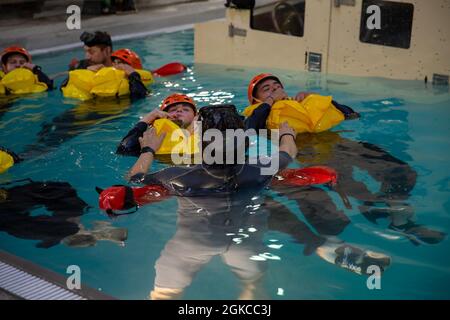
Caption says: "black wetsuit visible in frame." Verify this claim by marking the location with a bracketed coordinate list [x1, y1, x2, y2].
[32, 65, 54, 90]
[126, 137, 341, 256]
[116, 121, 148, 156]
[136, 149, 331, 295]
[130, 151, 293, 197]
[61, 59, 148, 101]
[0, 180, 88, 248]
[152, 186, 326, 292]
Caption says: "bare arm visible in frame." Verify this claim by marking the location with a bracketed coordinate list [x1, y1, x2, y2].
[278, 122, 297, 158]
[128, 152, 154, 180]
[127, 127, 166, 180]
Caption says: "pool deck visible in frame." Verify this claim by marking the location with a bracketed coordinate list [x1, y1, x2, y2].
[0, 0, 225, 55]
[0, 250, 115, 300]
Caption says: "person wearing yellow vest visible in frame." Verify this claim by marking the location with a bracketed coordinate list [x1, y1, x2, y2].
[61, 31, 148, 101]
[70, 31, 114, 71]
[244, 73, 359, 132]
[0, 46, 53, 95]
[109, 48, 152, 98]
[117, 93, 197, 156]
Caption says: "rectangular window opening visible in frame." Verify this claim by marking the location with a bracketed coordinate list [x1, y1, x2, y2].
[251, 0, 305, 37]
[360, 0, 414, 49]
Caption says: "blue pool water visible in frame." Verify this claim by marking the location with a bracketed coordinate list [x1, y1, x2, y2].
[1, 29, 449, 299]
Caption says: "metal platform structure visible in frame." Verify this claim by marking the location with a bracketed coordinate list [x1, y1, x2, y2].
[195, 0, 450, 82]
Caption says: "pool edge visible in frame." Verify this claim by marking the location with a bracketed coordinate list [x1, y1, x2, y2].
[0, 249, 116, 300]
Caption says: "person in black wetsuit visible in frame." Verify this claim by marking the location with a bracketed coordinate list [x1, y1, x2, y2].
[294, 131, 446, 246]
[116, 90, 285, 158]
[0, 179, 127, 248]
[245, 73, 445, 248]
[124, 104, 293, 299]
[244, 73, 359, 132]
[113, 105, 387, 298]
[126, 104, 297, 189]
[117, 93, 197, 157]
[1, 46, 54, 92]
[61, 31, 148, 101]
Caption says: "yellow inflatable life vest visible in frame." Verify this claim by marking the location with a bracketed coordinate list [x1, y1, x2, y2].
[62, 67, 153, 101]
[61, 69, 95, 101]
[152, 119, 199, 155]
[0, 68, 47, 95]
[136, 69, 153, 86]
[0, 150, 14, 174]
[243, 95, 345, 133]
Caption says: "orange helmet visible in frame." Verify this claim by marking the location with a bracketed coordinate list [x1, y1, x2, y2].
[1, 46, 32, 65]
[111, 48, 142, 69]
[247, 73, 282, 104]
[160, 93, 196, 113]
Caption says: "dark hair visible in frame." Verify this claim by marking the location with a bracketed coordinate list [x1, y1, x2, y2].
[80, 31, 112, 48]
[198, 104, 248, 171]
[198, 104, 244, 133]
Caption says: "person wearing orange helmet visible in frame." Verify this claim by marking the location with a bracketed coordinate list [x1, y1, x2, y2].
[116, 93, 197, 156]
[69, 31, 113, 71]
[244, 73, 359, 130]
[0, 46, 53, 91]
[111, 48, 142, 70]
[61, 31, 148, 101]
[61, 31, 113, 94]
[110, 48, 149, 100]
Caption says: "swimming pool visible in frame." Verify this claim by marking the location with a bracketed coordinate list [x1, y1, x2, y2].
[1, 29, 449, 300]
